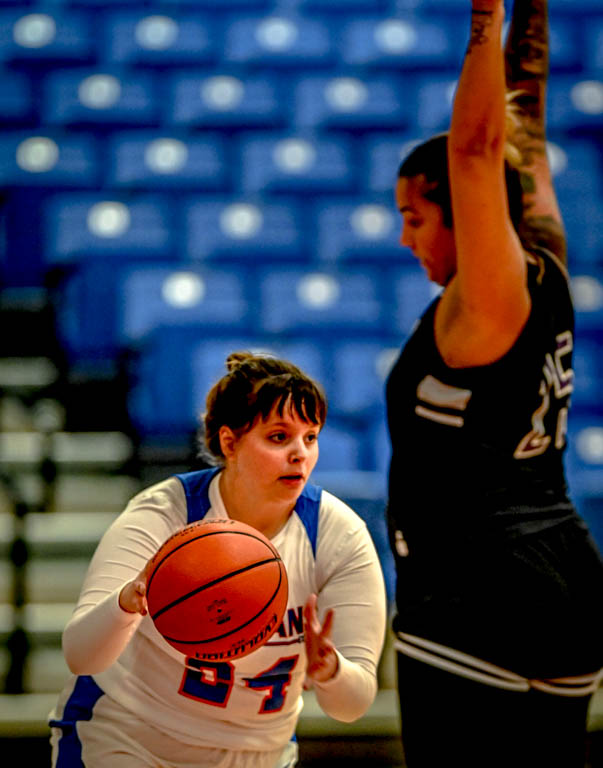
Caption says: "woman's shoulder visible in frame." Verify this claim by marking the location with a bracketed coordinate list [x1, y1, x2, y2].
[123, 476, 188, 524]
[317, 488, 370, 540]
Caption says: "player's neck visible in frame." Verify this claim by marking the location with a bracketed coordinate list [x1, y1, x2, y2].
[218, 471, 293, 539]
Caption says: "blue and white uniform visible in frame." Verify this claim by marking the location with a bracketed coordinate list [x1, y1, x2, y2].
[50, 469, 387, 767]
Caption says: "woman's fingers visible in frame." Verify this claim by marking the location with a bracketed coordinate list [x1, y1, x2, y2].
[303, 595, 338, 682]
[119, 563, 151, 615]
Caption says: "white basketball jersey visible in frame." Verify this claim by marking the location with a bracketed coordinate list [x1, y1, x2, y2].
[51, 469, 386, 753]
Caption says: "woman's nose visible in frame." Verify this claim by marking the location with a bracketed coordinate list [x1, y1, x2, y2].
[400, 224, 412, 249]
[289, 438, 307, 462]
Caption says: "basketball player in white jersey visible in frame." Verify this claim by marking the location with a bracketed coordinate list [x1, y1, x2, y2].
[49, 352, 387, 768]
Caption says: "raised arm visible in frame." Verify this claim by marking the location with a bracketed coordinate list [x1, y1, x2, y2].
[447, 0, 530, 354]
[505, 0, 567, 263]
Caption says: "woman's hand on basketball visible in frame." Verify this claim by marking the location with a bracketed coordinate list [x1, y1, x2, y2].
[119, 560, 153, 616]
[303, 593, 338, 683]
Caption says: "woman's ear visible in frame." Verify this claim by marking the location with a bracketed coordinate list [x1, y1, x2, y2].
[219, 426, 237, 459]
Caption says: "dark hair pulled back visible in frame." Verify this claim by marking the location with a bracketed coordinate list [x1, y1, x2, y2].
[201, 352, 327, 465]
[398, 133, 524, 234]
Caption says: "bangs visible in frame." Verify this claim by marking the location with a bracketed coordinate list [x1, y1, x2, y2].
[253, 377, 326, 427]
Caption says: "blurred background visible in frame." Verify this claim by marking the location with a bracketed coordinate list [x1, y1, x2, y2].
[0, 0, 601, 764]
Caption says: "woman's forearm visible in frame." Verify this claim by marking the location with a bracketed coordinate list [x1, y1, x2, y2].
[449, 2, 506, 161]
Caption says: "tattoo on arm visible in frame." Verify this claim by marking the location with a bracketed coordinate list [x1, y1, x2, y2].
[505, 0, 567, 263]
[468, 12, 494, 52]
[505, 0, 548, 123]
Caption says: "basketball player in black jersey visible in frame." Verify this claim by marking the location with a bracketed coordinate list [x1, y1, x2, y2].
[386, 1, 603, 766]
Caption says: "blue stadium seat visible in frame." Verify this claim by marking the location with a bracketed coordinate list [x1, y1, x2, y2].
[65, 0, 158, 5]
[118, 266, 249, 345]
[161, 0, 271, 8]
[312, 423, 364, 473]
[565, 416, 603, 551]
[413, 0, 465, 7]
[549, 0, 603, 11]
[55, 265, 249, 371]
[298, 0, 389, 9]
[558, 187, 603, 267]
[415, 75, 457, 132]
[294, 75, 411, 131]
[43, 68, 158, 126]
[224, 14, 333, 67]
[184, 198, 305, 262]
[0, 132, 98, 187]
[548, 138, 603, 197]
[54, 263, 124, 365]
[0, 9, 94, 64]
[331, 340, 397, 416]
[44, 193, 173, 264]
[365, 134, 422, 194]
[339, 17, 463, 70]
[548, 76, 603, 131]
[127, 326, 219, 437]
[584, 18, 603, 72]
[106, 132, 227, 190]
[259, 268, 384, 335]
[168, 73, 285, 128]
[571, 270, 603, 334]
[0, 70, 33, 123]
[572, 337, 603, 416]
[548, 17, 581, 71]
[316, 199, 400, 263]
[393, 265, 442, 337]
[240, 134, 354, 194]
[105, 11, 216, 66]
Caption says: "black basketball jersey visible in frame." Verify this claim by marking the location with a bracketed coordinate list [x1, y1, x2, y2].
[386, 248, 578, 557]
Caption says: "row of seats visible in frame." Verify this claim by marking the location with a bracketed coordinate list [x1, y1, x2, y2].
[51, 261, 603, 361]
[125, 325, 603, 431]
[0, 8, 601, 71]
[1, 131, 602, 193]
[2, 68, 602, 131]
[1, 185, 600, 277]
[3, 0, 603, 11]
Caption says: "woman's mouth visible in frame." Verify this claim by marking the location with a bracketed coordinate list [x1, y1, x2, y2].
[279, 474, 304, 485]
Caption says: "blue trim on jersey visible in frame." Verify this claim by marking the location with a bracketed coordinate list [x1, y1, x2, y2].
[49, 675, 105, 766]
[175, 469, 322, 555]
[293, 483, 321, 557]
[175, 467, 220, 524]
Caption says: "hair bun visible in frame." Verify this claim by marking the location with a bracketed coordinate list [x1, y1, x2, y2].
[225, 351, 254, 372]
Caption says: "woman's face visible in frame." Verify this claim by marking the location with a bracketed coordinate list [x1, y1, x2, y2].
[395, 175, 457, 286]
[220, 399, 320, 509]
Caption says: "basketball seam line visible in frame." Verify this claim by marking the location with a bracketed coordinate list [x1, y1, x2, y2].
[158, 566, 286, 647]
[147, 529, 279, 594]
[150, 557, 280, 621]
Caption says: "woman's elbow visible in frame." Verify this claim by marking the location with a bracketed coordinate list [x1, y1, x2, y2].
[62, 633, 105, 676]
[332, 690, 377, 723]
[449, 125, 504, 163]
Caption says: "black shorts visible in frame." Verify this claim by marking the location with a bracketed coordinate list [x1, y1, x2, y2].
[394, 517, 603, 677]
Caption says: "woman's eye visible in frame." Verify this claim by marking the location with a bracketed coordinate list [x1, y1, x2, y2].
[306, 433, 318, 443]
[269, 432, 286, 443]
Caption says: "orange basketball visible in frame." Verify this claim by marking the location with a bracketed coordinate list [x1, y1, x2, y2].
[146, 518, 288, 661]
